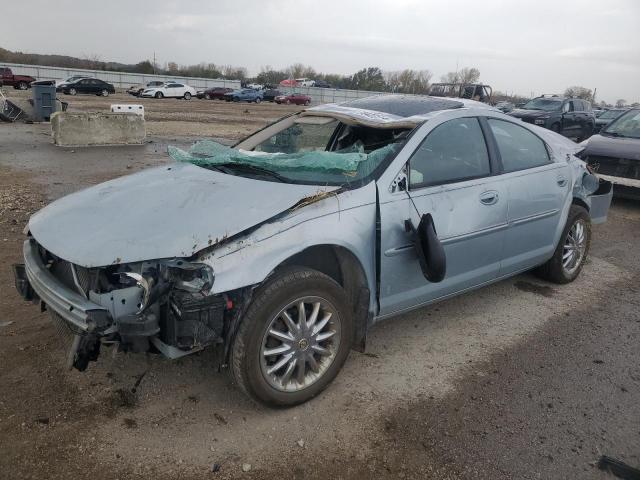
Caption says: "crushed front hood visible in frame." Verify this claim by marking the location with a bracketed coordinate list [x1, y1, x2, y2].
[29, 163, 334, 267]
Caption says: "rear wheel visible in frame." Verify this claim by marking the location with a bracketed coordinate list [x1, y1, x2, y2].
[255, 97, 261, 104]
[69, 88, 77, 96]
[230, 267, 353, 407]
[204, 93, 211, 100]
[101, 89, 109, 97]
[285, 99, 291, 105]
[18, 81, 28, 90]
[535, 205, 591, 284]
[233, 97, 239, 102]
[155, 92, 163, 99]
[304, 99, 310, 106]
[184, 92, 192, 100]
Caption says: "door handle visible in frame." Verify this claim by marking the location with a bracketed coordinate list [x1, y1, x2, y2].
[557, 176, 568, 187]
[479, 190, 499, 205]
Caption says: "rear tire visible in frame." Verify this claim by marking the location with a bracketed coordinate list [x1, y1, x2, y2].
[304, 100, 310, 106]
[18, 81, 28, 90]
[230, 267, 353, 407]
[255, 97, 261, 104]
[155, 92, 163, 99]
[184, 92, 192, 100]
[101, 89, 109, 97]
[69, 88, 77, 96]
[535, 205, 591, 284]
[204, 93, 211, 100]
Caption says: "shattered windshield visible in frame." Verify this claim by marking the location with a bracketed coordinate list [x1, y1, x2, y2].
[169, 116, 409, 186]
[523, 98, 562, 111]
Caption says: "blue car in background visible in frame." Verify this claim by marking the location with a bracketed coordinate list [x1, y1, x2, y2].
[224, 88, 263, 103]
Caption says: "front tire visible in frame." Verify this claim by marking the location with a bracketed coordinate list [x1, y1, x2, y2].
[230, 267, 353, 407]
[69, 88, 77, 96]
[550, 122, 561, 134]
[18, 81, 28, 90]
[101, 89, 109, 97]
[255, 97, 261, 104]
[155, 92, 163, 99]
[184, 92, 192, 100]
[535, 205, 591, 284]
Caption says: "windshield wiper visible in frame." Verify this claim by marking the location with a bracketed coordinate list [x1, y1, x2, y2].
[214, 162, 287, 182]
[602, 131, 625, 138]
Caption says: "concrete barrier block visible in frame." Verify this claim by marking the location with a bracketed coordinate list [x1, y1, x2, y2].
[51, 112, 146, 147]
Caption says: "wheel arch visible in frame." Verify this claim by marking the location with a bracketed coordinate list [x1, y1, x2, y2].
[276, 244, 371, 352]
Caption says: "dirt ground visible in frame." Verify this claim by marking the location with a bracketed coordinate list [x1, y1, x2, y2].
[6, 89, 303, 139]
[0, 115, 639, 479]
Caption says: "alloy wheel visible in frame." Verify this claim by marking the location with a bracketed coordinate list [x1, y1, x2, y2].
[562, 219, 587, 275]
[260, 296, 341, 392]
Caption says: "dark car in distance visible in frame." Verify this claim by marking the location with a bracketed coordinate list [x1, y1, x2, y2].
[197, 87, 234, 100]
[580, 108, 640, 199]
[262, 89, 283, 102]
[508, 95, 595, 141]
[594, 108, 627, 133]
[275, 93, 311, 105]
[62, 78, 116, 97]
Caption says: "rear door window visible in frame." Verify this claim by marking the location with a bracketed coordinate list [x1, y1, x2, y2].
[409, 117, 491, 188]
[488, 119, 551, 172]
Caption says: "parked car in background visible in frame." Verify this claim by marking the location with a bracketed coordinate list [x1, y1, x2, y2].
[429, 83, 493, 103]
[141, 82, 196, 99]
[279, 79, 299, 87]
[246, 83, 265, 90]
[593, 108, 606, 117]
[224, 88, 263, 103]
[580, 108, 640, 199]
[55, 76, 90, 91]
[61, 78, 116, 97]
[508, 95, 595, 141]
[262, 89, 283, 102]
[197, 87, 234, 100]
[127, 81, 165, 97]
[295, 78, 315, 87]
[14, 95, 612, 407]
[313, 79, 332, 88]
[496, 101, 515, 113]
[0, 67, 36, 90]
[594, 108, 627, 133]
[275, 93, 311, 105]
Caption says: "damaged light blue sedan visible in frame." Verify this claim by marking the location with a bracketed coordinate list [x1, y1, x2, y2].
[14, 95, 613, 406]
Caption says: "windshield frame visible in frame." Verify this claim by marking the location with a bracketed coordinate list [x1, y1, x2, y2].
[229, 112, 416, 188]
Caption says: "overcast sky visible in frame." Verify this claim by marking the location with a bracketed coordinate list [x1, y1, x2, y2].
[5, 0, 640, 104]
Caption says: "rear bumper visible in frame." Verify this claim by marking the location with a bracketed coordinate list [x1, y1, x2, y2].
[18, 238, 110, 332]
[589, 179, 614, 224]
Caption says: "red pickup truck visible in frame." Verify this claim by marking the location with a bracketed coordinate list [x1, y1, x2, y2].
[0, 67, 36, 90]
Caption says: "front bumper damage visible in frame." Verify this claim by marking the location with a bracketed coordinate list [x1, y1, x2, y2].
[14, 238, 233, 371]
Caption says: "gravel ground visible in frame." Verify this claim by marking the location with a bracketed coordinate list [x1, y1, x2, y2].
[0, 119, 638, 479]
[4, 89, 303, 139]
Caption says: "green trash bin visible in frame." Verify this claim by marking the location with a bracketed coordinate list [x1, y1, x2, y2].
[31, 80, 57, 121]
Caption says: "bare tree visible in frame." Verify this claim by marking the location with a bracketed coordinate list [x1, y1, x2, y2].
[439, 67, 480, 85]
[615, 99, 627, 108]
[564, 86, 593, 101]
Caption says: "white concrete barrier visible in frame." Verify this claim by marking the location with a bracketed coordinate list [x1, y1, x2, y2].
[111, 104, 144, 117]
[51, 112, 146, 147]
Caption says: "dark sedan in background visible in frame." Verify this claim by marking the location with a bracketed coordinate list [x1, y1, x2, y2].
[197, 87, 233, 100]
[262, 89, 283, 102]
[508, 96, 595, 141]
[275, 93, 311, 105]
[61, 78, 116, 97]
[581, 108, 640, 199]
[594, 108, 628, 133]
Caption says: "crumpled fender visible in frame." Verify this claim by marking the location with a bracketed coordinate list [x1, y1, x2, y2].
[198, 182, 378, 312]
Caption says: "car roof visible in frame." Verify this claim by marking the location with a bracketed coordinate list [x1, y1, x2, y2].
[339, 95, 464, 117]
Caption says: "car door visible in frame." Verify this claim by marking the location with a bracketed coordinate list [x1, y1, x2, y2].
[378, 116, 508, 316]
[485, 118, 571, 275]
[560, 101, 577, 136]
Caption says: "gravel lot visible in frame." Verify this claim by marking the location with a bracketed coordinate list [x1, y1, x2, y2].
[0, 106, 638, 479]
